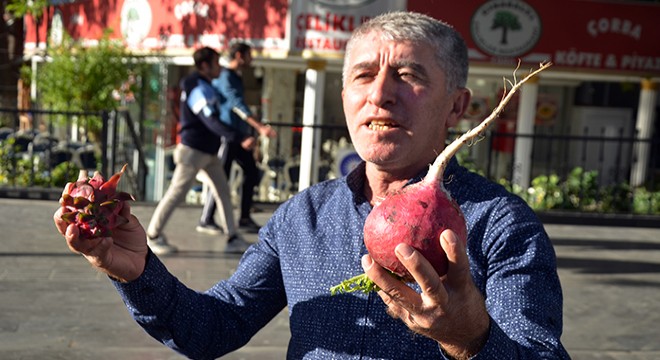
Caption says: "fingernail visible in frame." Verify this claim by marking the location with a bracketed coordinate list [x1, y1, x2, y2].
[442, 230, 458, 246]
[395, 243, 414, 259]
[361, 254, 373, 270]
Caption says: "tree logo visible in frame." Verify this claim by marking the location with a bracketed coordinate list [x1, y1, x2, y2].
[120, 0, 152, 47]
[50, 10, 64, 47]
[470, 0, 541, 58]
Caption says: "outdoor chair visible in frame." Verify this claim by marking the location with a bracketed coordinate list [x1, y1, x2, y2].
[0, 127, 13, 141]
[74, 144, 98, 171]
[50, 146, 74, 168]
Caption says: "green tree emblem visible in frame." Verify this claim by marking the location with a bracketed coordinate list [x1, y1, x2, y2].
[491, 11, 522, 45]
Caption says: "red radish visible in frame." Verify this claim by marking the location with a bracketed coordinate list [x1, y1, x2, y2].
[60, 164, 135, 239]
[363, 178, 467, 282]
[331, 62, 552, 295]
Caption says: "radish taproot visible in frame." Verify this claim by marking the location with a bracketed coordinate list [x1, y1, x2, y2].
[330, 62, 552, 295]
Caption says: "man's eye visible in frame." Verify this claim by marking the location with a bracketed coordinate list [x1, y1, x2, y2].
[352, 72, 374, 81]
[399, 71, 417, 80]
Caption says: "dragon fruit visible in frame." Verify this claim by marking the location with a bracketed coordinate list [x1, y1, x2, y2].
[60, 164, 134, 239]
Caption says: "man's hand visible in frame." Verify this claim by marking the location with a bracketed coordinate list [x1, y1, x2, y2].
[54, 202, 149, 282]
[257, 123, 277, 138]
[362, 229, 490, 359]
[245, 116, 277, 139]
[241, 136, 257, 151]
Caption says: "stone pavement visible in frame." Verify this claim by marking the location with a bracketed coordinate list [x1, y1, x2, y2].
[0, 197, 659, 360]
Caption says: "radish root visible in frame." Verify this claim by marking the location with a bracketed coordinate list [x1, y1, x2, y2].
[425, 61, 553, 183]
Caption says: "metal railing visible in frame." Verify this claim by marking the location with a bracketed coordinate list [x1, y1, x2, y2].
[259, 121, 659, 219]
[0, 108, 147, 200]
[102, 109, 149, 199]
[261, 121, 658, 189]
[474, 129, 658, 188]
[1, 107, 658, 218]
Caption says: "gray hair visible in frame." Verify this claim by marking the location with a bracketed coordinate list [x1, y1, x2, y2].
[342, 11, 468, 92]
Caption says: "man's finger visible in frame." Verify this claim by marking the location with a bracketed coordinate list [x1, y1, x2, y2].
[53, 207, 69, 235]
[64, 223, 84, 254]
[440, 229, 471, 286]
[395, 243, 447, 304]
[362, 254, 419, 307]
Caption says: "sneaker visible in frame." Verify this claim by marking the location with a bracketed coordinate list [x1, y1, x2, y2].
[238, 217, 261, 233]
[224, 234, 251, 254]
[147, 234, 178, 255]
[196, 223, 224, 235]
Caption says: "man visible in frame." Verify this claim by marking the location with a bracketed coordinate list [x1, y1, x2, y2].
[54, 12, 569, 359]
[145, 46, 249, 255]
[197, 42, 276, 235]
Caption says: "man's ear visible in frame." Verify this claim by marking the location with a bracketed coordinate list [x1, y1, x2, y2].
[236, 51, 247, 64]
[199, 61, 210, 74]
[446, 88, 471, 128]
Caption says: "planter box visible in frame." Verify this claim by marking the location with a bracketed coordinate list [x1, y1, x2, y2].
[0, 187, 62, 201]
[537, 210, 660, 228]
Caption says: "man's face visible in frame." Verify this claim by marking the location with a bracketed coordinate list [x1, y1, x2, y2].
[200, 54, 222, 79]
[342, 32, 467, 174]
[239, 51, 252, 68]
[209, 54, 222, 78]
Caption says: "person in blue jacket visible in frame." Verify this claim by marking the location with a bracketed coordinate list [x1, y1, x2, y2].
[54, 12, 570, 359]
[196, 42, 276, 235]
[145, 46, 250, 255]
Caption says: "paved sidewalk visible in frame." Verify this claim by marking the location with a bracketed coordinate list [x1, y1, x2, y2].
[0, 198, 659, 359]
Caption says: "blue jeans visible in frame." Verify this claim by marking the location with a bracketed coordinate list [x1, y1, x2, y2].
[200, 139, 259, 224]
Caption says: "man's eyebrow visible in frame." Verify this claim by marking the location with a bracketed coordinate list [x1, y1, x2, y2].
[390, 60, 428, 77]
[348, 60, 428, 76]
[347, 61, 378, 74]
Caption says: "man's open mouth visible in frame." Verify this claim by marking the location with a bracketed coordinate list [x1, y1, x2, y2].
[368, 120, 399, 131]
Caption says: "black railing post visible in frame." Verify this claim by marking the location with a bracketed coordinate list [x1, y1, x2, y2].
[580, 127, 589, 171]
[545, 127, 553, 177]
[597, 127, 606, 185]
[486, 134, 494, 180]
[614, 127, 624, 184]
[121, 109, 149, 200]
[101, 110, 109, 177]
[110, 110, 118, 174]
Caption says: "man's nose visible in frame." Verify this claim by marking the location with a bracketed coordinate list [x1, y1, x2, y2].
[367, 71, 396, 107]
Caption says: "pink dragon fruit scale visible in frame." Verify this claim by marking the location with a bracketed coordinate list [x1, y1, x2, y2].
[60, 164, 135, 239]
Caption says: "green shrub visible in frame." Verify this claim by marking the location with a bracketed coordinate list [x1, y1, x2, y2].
[456, 155, 660, 215]
[50, 161, 81, 188]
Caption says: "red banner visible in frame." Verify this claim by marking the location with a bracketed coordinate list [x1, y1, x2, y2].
[25, 0, 288, 52]
[408, 0, 660, 75]
[24, 0, 660, 75]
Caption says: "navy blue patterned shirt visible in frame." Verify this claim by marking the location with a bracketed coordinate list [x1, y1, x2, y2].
[114, 158, 570, 359]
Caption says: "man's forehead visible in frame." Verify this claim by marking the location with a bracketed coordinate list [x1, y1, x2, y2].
[346, 38, 433, 69]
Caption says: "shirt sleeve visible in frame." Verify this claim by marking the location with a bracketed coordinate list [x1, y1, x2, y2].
[465, 196, 571, 359]
[218, 71, 252, 134]
[112, 240, 287, 359]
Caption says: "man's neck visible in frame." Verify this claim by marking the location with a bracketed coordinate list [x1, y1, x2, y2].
[228, 59, 242, 71]
[197, 70, 212, 82]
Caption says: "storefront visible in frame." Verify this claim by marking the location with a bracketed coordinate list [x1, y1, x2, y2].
[23, 0, 660, 201]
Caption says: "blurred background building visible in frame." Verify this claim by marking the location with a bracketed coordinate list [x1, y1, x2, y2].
[1, 0, 658, 208]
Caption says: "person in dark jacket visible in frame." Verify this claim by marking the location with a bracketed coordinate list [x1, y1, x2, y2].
[196, 42, 276, 235]
[145, 46, 250, 255]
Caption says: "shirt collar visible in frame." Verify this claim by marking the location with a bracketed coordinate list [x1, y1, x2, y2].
[345, 156, 460, 204]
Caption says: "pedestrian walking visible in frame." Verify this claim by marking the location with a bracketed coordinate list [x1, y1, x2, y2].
[197, 42, 277, 235]
[145, 46, 250, 255]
